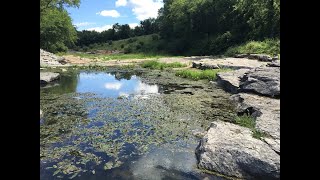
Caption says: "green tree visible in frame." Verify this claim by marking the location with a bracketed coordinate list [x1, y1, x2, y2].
[40, 0, 80, 53]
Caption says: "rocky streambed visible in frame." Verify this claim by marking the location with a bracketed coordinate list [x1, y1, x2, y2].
[40, 49, 280, 179]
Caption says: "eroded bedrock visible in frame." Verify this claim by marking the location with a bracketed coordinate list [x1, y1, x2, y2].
[230, 93, 280, 153]
[195, 121, 280, 179]
[240, 66, 280, 98]
[216, 65, 280, 98]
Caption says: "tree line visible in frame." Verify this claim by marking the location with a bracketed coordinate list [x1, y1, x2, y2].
[41, 0, 280, 55]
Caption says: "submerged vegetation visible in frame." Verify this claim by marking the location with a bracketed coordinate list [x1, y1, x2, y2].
[176, 69, 231, 81]
[141, 60, 187, 70]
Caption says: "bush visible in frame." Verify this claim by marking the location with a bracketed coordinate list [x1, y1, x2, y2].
[138, 41, 144, 46]
[136, 44, 142, 50]
[124, 47, 133, 54]
[225, 39, 280, 56]
[209, 31, 233, 55]
[128, 38, 137, 43]
[107, 40, 113, 45]
[151, 34, 159, 41]
[120, 44, 125, 49]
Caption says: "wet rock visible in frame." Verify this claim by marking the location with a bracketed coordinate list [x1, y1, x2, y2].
[240, 67, 280, 98]
[216, 69, 250, 93]
[230, 93, 280, 153]
[195, 120, 280, 179]
[40, 72, 60, 84]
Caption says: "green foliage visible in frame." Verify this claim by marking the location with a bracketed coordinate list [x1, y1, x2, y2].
[124, 47, 133, 54]
[235, 114, 266, 139]
[175, 69, 231, 81]
[120, 44, 124, 49]
[235, 114, 256, 129]
[225, 39, 280, 56]
[40, 0, 80, 53]
[141, 60, 186, 70]
[252, 130, 266, 140]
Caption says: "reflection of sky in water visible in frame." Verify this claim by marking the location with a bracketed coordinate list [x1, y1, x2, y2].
[76, 72, 159, 98]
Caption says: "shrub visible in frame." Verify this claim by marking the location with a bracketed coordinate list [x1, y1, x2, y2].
[225, 39, 280, 56]
[138, 41, 144, 46]
[151, 34, 159, 41]
[120, 44, 125, 49]
[124, 47, 133, 54]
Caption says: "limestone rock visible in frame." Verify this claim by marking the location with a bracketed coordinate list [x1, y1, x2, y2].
[195, 121, 280, 179]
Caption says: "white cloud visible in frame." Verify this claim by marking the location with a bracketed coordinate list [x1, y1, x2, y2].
[105, 82, 123, 90]
[129, 23, 139, 29]
[116, 0, 127, 7]
[74, 22, 96, 27]
[96, 10, 120, 18]
[134, 82, 159, 94]
[129, 0, 163, 20]
[86, 25, 113, 32]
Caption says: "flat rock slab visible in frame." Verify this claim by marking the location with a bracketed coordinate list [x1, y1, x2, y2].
[230, 93, 280, 153]
[40, 72, 60, 84]
[235, 54, 278, 62]
[216, 69, 250, 93]
[195, 120, 280, 179]
[240, 66, 280, 98]
[192, 58, 268, 70]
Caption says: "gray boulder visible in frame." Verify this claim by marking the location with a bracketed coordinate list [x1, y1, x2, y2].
[216, 69, 250, 93]
[40, 72, 60, 84]
[230, 93, 280, 153]
[267, 60, 280, 67]
[195, 121, 280, 179]
[240, 67, 280, 98]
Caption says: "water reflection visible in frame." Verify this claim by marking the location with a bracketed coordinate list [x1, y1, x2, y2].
[41, 71, 159, 98]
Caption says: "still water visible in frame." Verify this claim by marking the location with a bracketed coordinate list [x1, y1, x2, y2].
[40, 70, 225, 180]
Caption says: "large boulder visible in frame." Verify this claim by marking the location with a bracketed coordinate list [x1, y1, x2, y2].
[195, 121, 280, 179]
[40, 72, 60, 84]
[240, 67, 280, 98]
[230, 93, 280, 153]
[216, 69, 250, 93]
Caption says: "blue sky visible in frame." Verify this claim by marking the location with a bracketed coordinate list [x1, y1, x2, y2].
[66, 0, 163, 32]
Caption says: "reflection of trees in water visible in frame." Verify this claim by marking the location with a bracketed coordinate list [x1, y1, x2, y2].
[41, 72, 79, 94]
[110, 71, 136, 81]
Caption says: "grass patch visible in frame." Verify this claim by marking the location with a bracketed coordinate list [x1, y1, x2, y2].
[235, 114, 256, 129]
[175, 69, 231, 81]
[141, 60, 187, 70]
[225, 38, 280, 57]
[235, 114, 266, 140]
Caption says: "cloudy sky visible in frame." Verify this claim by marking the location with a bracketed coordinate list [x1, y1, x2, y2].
[67, 0, 164, 32]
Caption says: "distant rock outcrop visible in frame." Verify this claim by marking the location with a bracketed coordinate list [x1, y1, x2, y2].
[40, 49, 67, 67]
